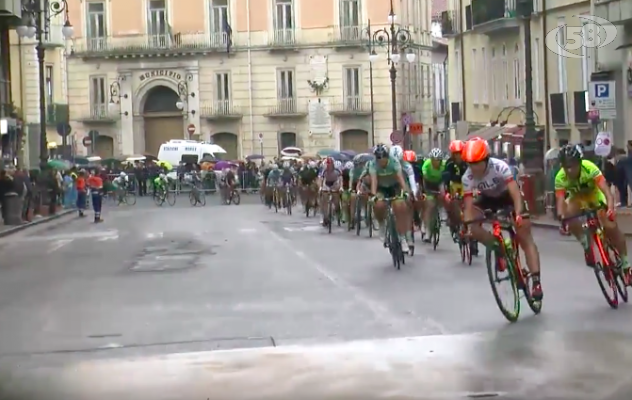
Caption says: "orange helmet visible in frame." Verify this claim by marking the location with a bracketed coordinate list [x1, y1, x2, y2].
[462, 140, 489, 163]
[449, 140, 465, 153]
[403, 150, 417, 162]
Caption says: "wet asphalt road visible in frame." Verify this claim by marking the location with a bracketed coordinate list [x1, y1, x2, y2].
[1, 193, 632, 399]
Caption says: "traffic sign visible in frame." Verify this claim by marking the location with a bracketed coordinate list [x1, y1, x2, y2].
[82, 136, 92, 147]
[409, 123, 423, 134]
[589, 81, 616, 118]
[187, 124, 196, 134]
[401, 114, 412, 126]
[56, 122, 71, 137]
[258, 132, 264, 143]
[390, 130, 403, 144]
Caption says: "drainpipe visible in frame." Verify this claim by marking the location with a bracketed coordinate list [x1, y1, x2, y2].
[246, 0, 255, 156]
[459, 0, 466, 121]
[542, 0, 550, 150]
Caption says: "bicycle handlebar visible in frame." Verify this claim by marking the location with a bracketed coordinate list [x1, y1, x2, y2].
[463, 208, 530, 226]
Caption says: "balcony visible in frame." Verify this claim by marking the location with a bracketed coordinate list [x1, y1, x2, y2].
[264, 98, 307, 118]
[331, 24, 365, 48]
[72, 30, 233, 59]
[46, 103, 69, 126]
[41, 24, 66, 48]
[595, 0, 632, 25]
[267, 29, 297, 50]
[77, 104, 117, 124]
[329, 97, 372, 116]
[471, 0, 521, 35]
[440, 10, 461, 37]
[201, 100, 243, 121]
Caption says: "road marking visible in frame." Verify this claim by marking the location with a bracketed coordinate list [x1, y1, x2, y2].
[239, 228, 257, 233]
[283, 226, 320, 232]
[97, 235, 119, 241]
[47, 239, 73, 253]
[264, 225, 449, 336]
[146, 232, 164, 239]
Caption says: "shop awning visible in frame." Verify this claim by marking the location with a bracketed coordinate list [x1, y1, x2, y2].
[466, 125, 505, 141]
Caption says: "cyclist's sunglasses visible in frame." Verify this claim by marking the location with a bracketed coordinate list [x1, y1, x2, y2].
[375, 154, 388, 160]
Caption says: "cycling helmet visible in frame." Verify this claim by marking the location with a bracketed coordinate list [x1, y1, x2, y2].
[403, 150, 416, 162]
[344, 161, 354, 170]
[390, 145, 404, 160]
[449, 140, 465, 153]
[559, 144, 582, 165]
[334, 160, 342, 170]
[324, 156, 335, 166]
[308, 160, 317, 168]
[271, 164, 279, 170]
[283, 161, 290, 168]
[429, 148, 443, 159]
[469, 136, 483, 141]
[462, 140, 489, 163]
[159, 173, 166, 178]
[373, 144, 389, 159]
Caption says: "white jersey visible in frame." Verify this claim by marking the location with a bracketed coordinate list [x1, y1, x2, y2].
[462, 157, 514, 198]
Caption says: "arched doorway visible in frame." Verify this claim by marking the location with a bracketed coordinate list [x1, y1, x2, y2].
[279, 132, 297, 151]
[212, 132, 238, 160]
[340, 129, 369, 153]
[143, 86, 182, 156]
[94, 135, 114, 158]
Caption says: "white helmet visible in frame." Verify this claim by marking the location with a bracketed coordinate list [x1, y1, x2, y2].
[390, 145, 403, 160]
[159, 173, 166, 179]
[429, 148, 443, 159]
[334, 160, 342, 170]
[283, 161, 290, 168]
[119, 172, 126, 177]
[308, 161, 317, 168]
[271, 164, 279, 170]
[344, 161, 354, 170]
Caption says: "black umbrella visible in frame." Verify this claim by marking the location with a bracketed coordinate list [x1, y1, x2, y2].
[246, 154, 264, 160]
[199, 155, 216, 163]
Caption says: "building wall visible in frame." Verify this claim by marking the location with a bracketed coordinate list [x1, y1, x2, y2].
[65, 0, 435, 158]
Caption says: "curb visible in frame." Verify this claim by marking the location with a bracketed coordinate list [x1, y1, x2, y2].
[0, 209, 76, 238]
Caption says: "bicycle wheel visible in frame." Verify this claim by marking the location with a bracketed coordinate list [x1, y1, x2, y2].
[125, 191, 136, 206]
[189, 190, 198, 206]
[166, 190, 177, 206]
[387, 214, 402, 270]
[198, 190, 207, 206]
[485, 241, 520, 322]
[153, 191, 165, 206]
[286, 190, 292, 215]
[274, 190, 278, 213]
[355, 196, 362, 236]
[327, 200, 333, 234]
[432, 211, 441, 251]
[232, 191, 241, 205]
[367, 203, 374, 238]
[460, 236, 471, 264]
[604, 242, 628, 303]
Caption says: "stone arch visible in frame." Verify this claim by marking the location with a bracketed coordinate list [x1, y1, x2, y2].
[340, 129, 368, 153]
[212, 132, 238, 160]
[94, 135, 114, 158]
[141, 85, 184, 156]
[134, 77, 181, 115]
[279, 132, 297, 151]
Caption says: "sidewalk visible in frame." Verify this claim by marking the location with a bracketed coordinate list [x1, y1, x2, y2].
[0, 208, 76, 239]
[532, 209, 632, 236]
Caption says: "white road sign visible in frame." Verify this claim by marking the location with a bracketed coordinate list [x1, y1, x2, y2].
[589, 81, 616, 119]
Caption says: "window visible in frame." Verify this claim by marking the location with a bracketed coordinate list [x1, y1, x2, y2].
[274, 0, 294, 44]
[557, 17, 567, 93]
[481, 47, 488, 104]
[491, 47, 497, 104]
[472, 48, 478, 104]
[339, 0, 360, 40]
[581, 22, 590, 91]
[513, 44, 521, 101]
[210, 0, 229, 46]
[420, 64, 425, 98]
[502, 44, 509, 101]
[343, 66, 360, 109]
[89, 76, 107, 117]
[148, 0, 168, 47]
[215, 72, 230, 101]
[45, 65, 53, 106]
[277, 69, 294, 112]
[86, 1, 107, 51]
[533, 38, 541, 101]
[412, 64, 419, 98]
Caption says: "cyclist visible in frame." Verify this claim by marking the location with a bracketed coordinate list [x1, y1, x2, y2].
[444, 141, 467, 234]
[265, 164, 282, 207]
[153, 173, 169, 198]
[280, 161, 295, 207]
[461, 139, 542, 300]
[112, 172, 129, 203]
[341, 161, 354, 223]
[421, 148, 447, 243]
[298, 160, 319, 211]
[367, 144, 412, 253]
[349, 158, 369, 230]
[317, 157, 342, 227]
[390, 145, 418, 251]
[554, 144, 629, 274]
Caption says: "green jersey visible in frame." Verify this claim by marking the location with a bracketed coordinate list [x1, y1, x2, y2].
[367, 157, 402, 187]
[422, 158, 446, 183]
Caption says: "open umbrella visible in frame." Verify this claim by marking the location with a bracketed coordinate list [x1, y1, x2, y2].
[544, 147, 560, 161]
[125, 155, 146, 162]
[246, 154, 264, 161]
[48, 159, 72, 170]
[281, 155, 300, 161]
[155, 160, 173, 170]
[199, 155, 216, 163]
[341, 150, 357, 157]
[317, 149, 337, 158]
[213, 161, 231, 170]
[72, 156, 90, 165]
[281, 147, 302, 157]
[330, 151, 350, 162]
[144, 154, 158, 163]
[353, 153, 374, 163]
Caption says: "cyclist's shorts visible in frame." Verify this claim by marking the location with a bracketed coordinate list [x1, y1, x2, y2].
[423, 180, 442, 196]
[567, 190, 607, 208]
[377, 184, 402, 199]
[473, 191, 528, 213]
[449, 182, 463, 197]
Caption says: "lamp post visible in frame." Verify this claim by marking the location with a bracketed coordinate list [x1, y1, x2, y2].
[109, 76, 129, 116]
[369, 0, 415, 145]
[365, 20, 376, 146]
[175, 73, 195, 116]
[16, 0, 73, 168]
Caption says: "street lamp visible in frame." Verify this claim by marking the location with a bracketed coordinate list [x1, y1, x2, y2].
[109, 76, 129, 116]
[175, 73, 195, 116]
[16, 0, 73, 168]
[369, 0, 415, 142]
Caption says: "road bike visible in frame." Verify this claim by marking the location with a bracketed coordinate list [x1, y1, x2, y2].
[465, 208, 541, 322]
[189, 184, 206, 206]
[325, 190, 342, 234]
[284, 184, 293, 215]
[379, 194, 407, 270]
[425, 190, 443, 250]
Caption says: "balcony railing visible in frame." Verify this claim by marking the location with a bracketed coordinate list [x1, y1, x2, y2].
[74, 31, 232, 57]
[331, 24, 365, 46]
[329, 96, 372, 115]
[440, 10, 461, 36]
[79, 104, 117, 123]
[264, 98, 306, 117]
[471, 0, 520, 34]
[201, 100, 243, 120]
[268, 28, 297, 48]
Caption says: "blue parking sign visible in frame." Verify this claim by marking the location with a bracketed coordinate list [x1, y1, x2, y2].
[595, 83, 609, 98]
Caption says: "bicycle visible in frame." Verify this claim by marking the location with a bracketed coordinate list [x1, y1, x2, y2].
[376, 194, 407, 270]
[153, 185, 168, 206]
[324, 190, 342, 234]
[115, 187, 136, 206]
[284, 184, 293, 215]
[465, 209, 541, 322]
[189, 184, 206, 206]
[563, 208, 628, 309]
[303, 185, 318, 218]
[425, 190, 443, 251]
[272, 186, 280, 213]
[448, 192, 474, 265]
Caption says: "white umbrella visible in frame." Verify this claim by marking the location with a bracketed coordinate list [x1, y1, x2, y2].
[208, 144, 226, 154]
[281, 146, 302, 157]
[126, 155, 146, 161]
[87, 156, 101, 162]
[544, 147, 560, 161]
[281, 155, 300, 161]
